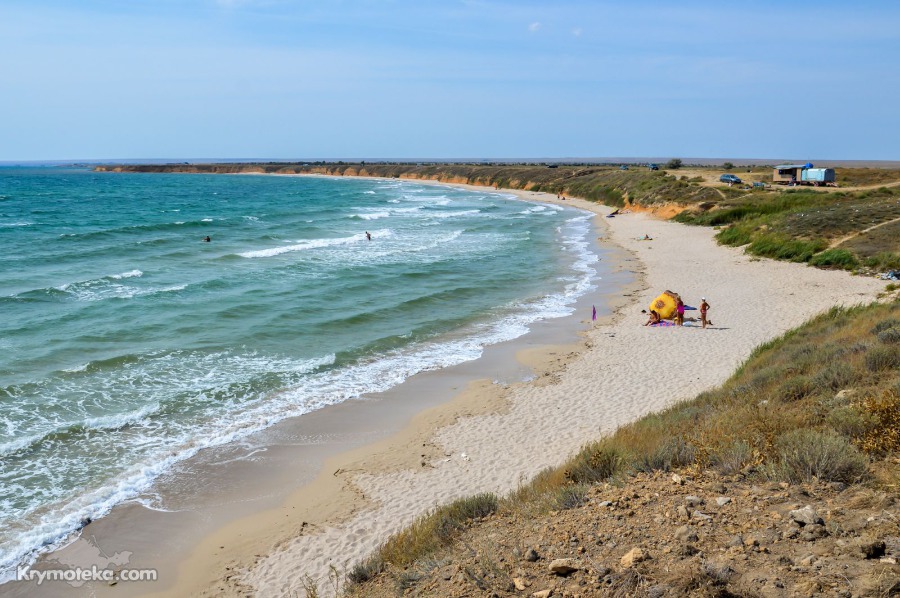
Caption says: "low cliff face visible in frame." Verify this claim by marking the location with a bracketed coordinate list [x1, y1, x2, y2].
[93, 163, 722, 210]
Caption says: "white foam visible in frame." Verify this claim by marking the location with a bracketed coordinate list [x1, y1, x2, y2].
[239, 234, 365, 258]
[109, 269, 143, 280]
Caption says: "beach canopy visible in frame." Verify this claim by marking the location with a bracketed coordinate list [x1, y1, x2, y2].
[649, 290, 681, 320]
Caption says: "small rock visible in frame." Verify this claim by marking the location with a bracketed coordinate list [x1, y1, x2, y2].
[692, 511, 713, 521]
[676, 505, 690, 520]
[532, 590, 552, 598]
[598, 500, 612, 508]
[789, 505, 823, 527]
[799, 524, 828, 542]
[548, 558, 579, 576]
[828, 481, 846, 492]
[620, 547, 648, 568]
[727, 534, 744, 548]
[524, 547, 540, 562]
[671, 474, 684, 485]
[674, 525, 699, 543]
[685, 495, 705, 507]
[513, 577, 527, 591]
[716, 497, 732, 507]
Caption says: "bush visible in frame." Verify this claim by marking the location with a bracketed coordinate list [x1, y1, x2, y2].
[865, 346, 900, 372]
[858, 391, 900, 456]
[871, 319, 900, 335]
[812, 362, 861, 392]
[665, 158, 683, 169]
[634, 437, 695, 472]
[709, 439, 754, 475]
[877, 328, 900, 344]
[809, 248, 859, 270]
[347, 556, 385, 585]
[555, 484, 591, 510]
[777, 375, 814, 402]
[723, 162, 734, 170]
[770, 429, 869, 484]
[564, 444, 624, 484]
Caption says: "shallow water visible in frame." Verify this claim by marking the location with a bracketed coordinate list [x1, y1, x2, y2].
[0, 168, 599, 578]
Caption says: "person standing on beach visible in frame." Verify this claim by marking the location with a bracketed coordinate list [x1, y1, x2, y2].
[675, 297, 685, 326]
[700, 297, 712, 328]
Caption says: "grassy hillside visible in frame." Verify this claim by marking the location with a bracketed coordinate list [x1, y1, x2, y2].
[343, 301, 900, 596]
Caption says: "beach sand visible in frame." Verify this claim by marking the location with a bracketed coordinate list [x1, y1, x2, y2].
[26, 185, 886, 598]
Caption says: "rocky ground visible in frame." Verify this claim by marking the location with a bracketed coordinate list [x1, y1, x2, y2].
[354, 470, 899, 597]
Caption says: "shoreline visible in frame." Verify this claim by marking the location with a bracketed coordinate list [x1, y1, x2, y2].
[5, 177, 886, 597]
[1, 181, 631, 597]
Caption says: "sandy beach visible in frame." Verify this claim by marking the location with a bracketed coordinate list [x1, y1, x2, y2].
[94, 183, 878, 598]
[11, 183, 885, 598]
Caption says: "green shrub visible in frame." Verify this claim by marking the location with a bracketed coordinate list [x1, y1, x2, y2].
[770, 429, 869, 484]
[812, 362, 861, 392]
[347, 556, 385, 585]
[871, 319, 900, 335]
[634, 437, 695, 472]
[564, 444, 624, 484]
[809, 248, 859, 270]
[877, 328, 900, 344]
[777, 375, 814, 402]
[865, 346, 900, 372]
[555, 484, 590, 510]
[826, 405, 877, 440]
[709, 439, 753, 475]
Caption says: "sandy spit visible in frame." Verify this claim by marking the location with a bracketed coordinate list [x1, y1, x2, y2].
[149, 185, 886, 598]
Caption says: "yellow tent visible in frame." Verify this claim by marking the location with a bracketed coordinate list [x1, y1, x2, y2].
[649, 290, 681, 320]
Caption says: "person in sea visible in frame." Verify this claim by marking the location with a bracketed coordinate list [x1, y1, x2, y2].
[675, 297, 685, 326]
[203, 236, 211, 242]
[365, 231, 372, 241]
[644, 309, 661, 326]
[700, 297, 712, 328]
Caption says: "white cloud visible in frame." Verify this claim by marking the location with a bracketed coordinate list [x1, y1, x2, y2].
[572, 27, 582, 37]
[528, 22, 541, 32]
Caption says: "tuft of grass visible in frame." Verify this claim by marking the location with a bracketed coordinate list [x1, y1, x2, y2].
[747, 234, 828, 262]
[770, 428, 870, 484]
[809, 248, 859, 270]
[864, 252, 900, 271]
[564, 443, 625, 484]
[375, 493, 498, 570]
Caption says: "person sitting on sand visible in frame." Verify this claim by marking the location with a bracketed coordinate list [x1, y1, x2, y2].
[644, 310, 661, 326]
[640, 234, 652, 241]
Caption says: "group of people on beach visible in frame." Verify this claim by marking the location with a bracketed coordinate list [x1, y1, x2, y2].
[644, 297, 712, 328]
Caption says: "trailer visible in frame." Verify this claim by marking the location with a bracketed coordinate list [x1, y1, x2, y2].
[773, 163, 836, 186]
[801, 168, 836, 185]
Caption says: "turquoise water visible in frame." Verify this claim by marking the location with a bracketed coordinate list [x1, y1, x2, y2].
[0, 167, 600, 578]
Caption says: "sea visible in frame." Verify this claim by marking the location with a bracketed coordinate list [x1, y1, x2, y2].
[0, 167, 602, 580]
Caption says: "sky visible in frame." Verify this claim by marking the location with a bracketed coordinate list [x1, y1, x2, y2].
[1, 1, 898, 162]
